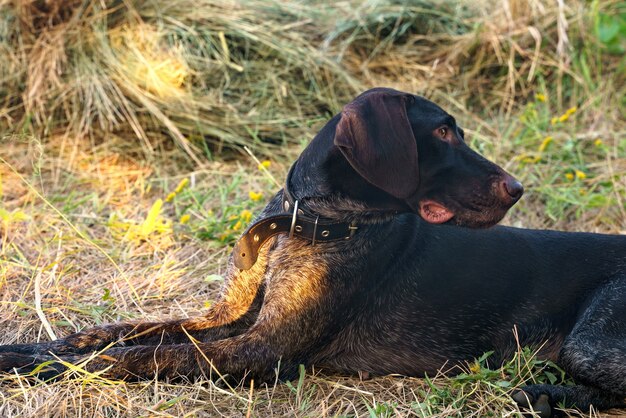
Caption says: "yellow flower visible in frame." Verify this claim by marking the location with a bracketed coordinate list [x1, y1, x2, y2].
[538, 136, 553, 153]
[469, 362, 481, 374]
[575, 170, 586, 180]
[258, 160, 271, 170]
[248, 191, 263, 201]
[232, 220, 242, 230]
[180, 214, 191, 224]
[523, 156, 541, 163]
[535, 93, 547, 102]
[165, 192, 177, 202]
[565, 172, 574, 181]
[514, 153, 540, 164]
[140, 199, 164, 236]
[174, 178, 190, 194]
[594, 139, 603, 147]
[240, 209, 253, 222]
[554, 106, 577, 124]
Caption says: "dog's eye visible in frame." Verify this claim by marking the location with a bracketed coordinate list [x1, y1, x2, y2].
[435, 126, 452, 141]
[434, 125, 455, 143]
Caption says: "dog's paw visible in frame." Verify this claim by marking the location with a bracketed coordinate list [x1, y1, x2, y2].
[0, 352, 35, 372]
[0, 342, 49, 355]
[0, 340, 80, 356]
[512, 388, 553, 418]
[0, 352, 73, 381]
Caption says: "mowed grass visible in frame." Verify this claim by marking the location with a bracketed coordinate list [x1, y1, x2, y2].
[1, 0, 626, 417]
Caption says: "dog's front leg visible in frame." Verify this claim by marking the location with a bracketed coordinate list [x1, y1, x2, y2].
[0, 316, 264, 380]
[0, 336, 271, 382]
[1, 310, 320, 382]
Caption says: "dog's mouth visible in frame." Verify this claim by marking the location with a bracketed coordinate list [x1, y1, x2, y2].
[418, 200, 455, 224]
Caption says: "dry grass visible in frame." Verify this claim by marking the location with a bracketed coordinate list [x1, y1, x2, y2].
[1, 1, 623, 159]
[1, 0, 626, 416]
[1, 0, 362, 161]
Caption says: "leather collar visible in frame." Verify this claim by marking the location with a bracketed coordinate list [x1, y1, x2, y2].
[232, 164, 358, 270]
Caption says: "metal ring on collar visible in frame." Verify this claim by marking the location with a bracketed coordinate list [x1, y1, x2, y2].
[288, 200, 299, 239]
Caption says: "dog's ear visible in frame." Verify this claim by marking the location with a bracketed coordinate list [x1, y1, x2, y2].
[334, 88, 419, 200]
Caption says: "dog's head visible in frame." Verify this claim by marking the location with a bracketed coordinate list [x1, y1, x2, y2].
[328, 87, 522, 228]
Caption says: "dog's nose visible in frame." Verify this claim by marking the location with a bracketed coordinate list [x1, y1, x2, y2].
[502, 177, 524, 201]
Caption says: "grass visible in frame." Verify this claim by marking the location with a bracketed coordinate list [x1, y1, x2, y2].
[1, 0, 626, 416]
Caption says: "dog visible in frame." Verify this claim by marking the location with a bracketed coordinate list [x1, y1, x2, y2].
[1, 88, 625, 417]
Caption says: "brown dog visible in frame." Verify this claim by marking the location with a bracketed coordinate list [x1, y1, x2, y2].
[2, 88, 626, 418]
